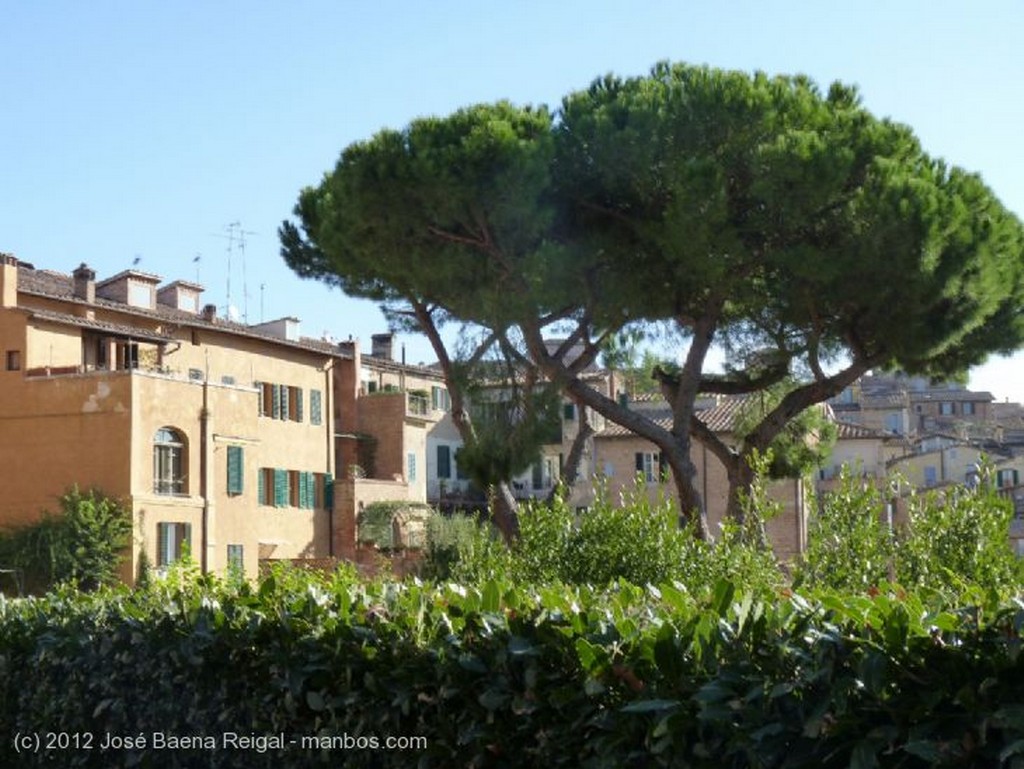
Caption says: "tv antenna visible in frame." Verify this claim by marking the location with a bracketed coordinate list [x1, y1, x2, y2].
[211, 222, 257, 322]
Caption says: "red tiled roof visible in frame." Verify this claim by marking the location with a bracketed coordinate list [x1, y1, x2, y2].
[597, 394, 755, 437]
[16, 264, 351, 358]
[835, 421, 885, 440]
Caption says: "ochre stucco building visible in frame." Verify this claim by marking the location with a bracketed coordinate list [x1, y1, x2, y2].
[0, 255, 453, 582]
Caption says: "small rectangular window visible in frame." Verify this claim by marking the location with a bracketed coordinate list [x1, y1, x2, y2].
[226, 445, 244, 495]
[407, 452, 417, 482]
[310, 389, 323, 425]
[563, 403, 576, 420]
[635, 452, 661, 483]
[221, 375, 236, 386]
[431, 386, 451, 411]
[962, 402, 975, 416]
[188, 368, 203, 381]
[5, 350, 20, 371]
[156, 522, 192, 567]
[226, 544, 244, 576]
[437, 445, 451, 479]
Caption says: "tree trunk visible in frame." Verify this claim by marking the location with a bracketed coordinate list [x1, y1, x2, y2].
[411, 302, 523, 543]
[661, 440, 711, 540]
[547, 402, 594, 504]
[490, 482, 521, 541]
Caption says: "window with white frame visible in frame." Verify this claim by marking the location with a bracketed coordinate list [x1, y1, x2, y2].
[635, 452, 662, 482]
[154, 427, 187, 495]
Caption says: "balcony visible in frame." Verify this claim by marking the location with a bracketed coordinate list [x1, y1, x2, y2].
[407, 392, 429, 417]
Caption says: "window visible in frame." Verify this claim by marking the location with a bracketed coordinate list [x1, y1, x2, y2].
[924, 465, 938, 487]
[431, 386, 451, 411]
[156, 522, 191, 567]
[884, 413, 901, 434]
[563, 403, 576, 421]
[117, 341, 139, 370]
[997, 469, 1020, 488]
[635, 452, 663, 483]
[310, 389, 323, 425]
[532, 457, 555, 490]
[289, 386, 303, 422]
[939, 402, 955, 416]
[258, 382, 303, 422]
[221, 375, 236, 386]
[5, 350, 20, 371]
[289, 470, 315, 508]
[188, 368, 203, 381]
[962, 401, 975, 416]
[314, 472, 329, 509]
[437, 445, 451, 479]
[226, 445, 244, 495]
[226, 544, 244, 576]
[128, 282, 151, 308]
[154, 427, 186, 495]
[407, 453, 417, 482]
[257, 467, 287, 506]
[323, 472, 334, 510]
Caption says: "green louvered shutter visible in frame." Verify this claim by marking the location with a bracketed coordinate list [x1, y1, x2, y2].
[226, 445, 243, 495]
[295, 388, 304, 422]
[324, 472, 334, 511]
[310, 390, 322, 425]
[274, 468, 288, 507]
[279, 385, 289, 421]
[271, 383, 281, 419]
[437, 445, 451, 479]
[257, 467, 265, 505]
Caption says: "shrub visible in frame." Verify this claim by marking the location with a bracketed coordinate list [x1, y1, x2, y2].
[899, 472, 1023, 595]
[421, 511, 511, 581]
[798, 464, 1023, 598]
[0, 486, 131, 593]
[795, 467, 896, 591]
[3, 570, 1024, 768]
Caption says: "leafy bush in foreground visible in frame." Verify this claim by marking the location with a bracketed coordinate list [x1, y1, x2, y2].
[430, 482, 784, 596]
[4, 566, 1024, 768]
[797, 467, 1023, 598]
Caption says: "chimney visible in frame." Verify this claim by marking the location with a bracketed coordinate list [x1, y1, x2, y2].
[1, 253, 17, 308]
[371, 332, 394, 361]
[72, 263, 96, 303]
[201, 303, 217, 321]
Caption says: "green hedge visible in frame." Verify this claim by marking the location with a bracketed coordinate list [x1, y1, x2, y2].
[3, 567, 1024, 768]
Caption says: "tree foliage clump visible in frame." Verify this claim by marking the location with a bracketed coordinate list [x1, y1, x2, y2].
[283, 61, 1024, 536]
[0, 487, 131, 593]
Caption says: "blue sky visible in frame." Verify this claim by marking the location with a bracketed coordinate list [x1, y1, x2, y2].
[3, 1, 1022, 401]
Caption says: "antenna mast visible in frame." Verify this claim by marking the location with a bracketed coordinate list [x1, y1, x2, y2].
[215, 222, 257, 322]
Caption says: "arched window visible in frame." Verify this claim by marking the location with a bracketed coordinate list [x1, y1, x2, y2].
[154, 427, 187, 495]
